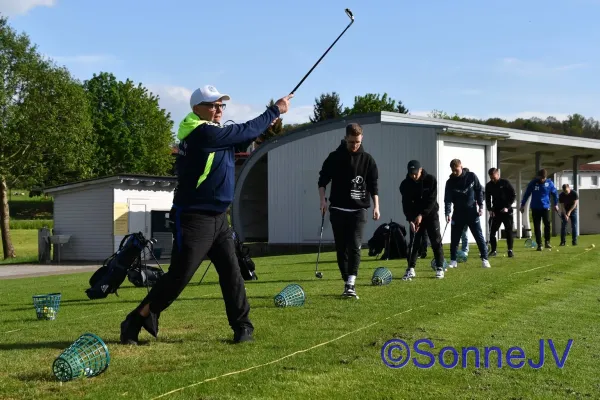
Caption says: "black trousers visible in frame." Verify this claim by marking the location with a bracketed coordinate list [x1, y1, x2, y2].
[139, 208, 252, 333]
[531, 208, 551, 245]
[408, 213, 444, 270]
[490, 211, 514, 252]
[330, 208, 368, 281]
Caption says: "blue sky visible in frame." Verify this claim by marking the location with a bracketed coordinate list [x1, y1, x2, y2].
[2, 0, 599, 126]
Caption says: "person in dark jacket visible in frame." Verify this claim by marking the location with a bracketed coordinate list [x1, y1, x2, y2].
[318, 123, 380, 299]
[119, 85, 293, 345]
[520, 169, 559, 251]
[485, 168, 517, 257]
[444, 159, 491, 269]
[399, 160, 446, 279]
[558, 183, 579, 246]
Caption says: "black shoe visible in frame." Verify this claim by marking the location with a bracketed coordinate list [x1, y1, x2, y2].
[490, 251, 498, 257]
[342, 284, 359, 299]
[559, 242, 566, 246]
[572, 241, 577, 246]
[233, 326, 254, 343]
[142, 311, 160, 338]
[545, 242, 552, 249]
[508, 250, 514, 258]
[537, 246, 542, 251]
[120, 310, 144, 345]
[419, 252, 427, 259]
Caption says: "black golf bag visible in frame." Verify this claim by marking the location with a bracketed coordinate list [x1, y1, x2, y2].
[233, 230, 258, 281]
[368, 221, 409, 260]
[85, 232, 164, 299]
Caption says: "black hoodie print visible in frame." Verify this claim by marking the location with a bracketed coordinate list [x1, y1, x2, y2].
[318, 140, 379, 210]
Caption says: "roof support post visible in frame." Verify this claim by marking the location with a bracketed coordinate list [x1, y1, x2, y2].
[516, 169, 522, 239]
[573, 155, 580, 237]
[535, 151, 541, 174]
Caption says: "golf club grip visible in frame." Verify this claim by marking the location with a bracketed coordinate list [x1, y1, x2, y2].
[290, 21, 354, 95]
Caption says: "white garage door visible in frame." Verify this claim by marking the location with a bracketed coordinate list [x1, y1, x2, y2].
[439, 141, 487, 244]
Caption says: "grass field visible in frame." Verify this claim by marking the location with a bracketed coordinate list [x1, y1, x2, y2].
[1, 235, 599, 399]
[0, 230, 39, 265]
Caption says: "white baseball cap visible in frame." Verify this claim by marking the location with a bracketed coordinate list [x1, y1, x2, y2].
[189, 85, 231, 109]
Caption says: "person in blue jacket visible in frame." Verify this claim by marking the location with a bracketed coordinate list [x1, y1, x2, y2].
[119, 85, 293, 345]
[520, 168, 559, 251]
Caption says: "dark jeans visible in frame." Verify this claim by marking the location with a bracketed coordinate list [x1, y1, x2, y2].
[490, 211, 514, 252]
[139, 208, 252, 333]
[408, 213, 444, 270]
[451, 208, 488, 261]
[560, 211, 578, 244]
[330, 208, 368, 281]
[531, 208, 551, 246]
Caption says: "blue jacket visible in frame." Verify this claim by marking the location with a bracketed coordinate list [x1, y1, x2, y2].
[173, 105, 280, 212]
[444, 168, 484, 216]
[521, 178, 559, 210]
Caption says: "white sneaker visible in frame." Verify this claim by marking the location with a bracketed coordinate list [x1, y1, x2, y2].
[448, 260, 458, 268]
[436, 269, 445, 279]
[402, 268, 416, 281]
[482, 259, 491, 268]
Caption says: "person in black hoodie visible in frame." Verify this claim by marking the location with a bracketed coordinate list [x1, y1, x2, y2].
[485, 168, 516, 257]
[399, 160, 446, 280]
[318, 123, 380, 299]
[444, 159, 491, 269]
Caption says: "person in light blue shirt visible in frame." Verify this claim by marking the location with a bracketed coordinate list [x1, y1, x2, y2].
[520, 168, 559, 251]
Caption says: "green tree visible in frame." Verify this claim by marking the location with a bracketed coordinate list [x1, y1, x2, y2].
[397, 101, 409, 114]
[428, 109, 462, 120]
[0, 16, 94, 259]
[310, 92, 344, 123]
[260, 99, 284, 141]
[83, 72, 174, 177]
[344, 93, 406, 115]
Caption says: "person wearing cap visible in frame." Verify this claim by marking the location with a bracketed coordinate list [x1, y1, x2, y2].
[119, 85, 293, 345]
[485, 167, 516, 257]
[318, 123, 380, 299]
[444, 159, 491, 269]
[399, 160, 446, 279]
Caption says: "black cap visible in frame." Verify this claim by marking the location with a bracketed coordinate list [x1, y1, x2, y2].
[407, 160, 421, 174]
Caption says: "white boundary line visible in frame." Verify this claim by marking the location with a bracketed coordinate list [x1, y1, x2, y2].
[150, 247, 595, 399]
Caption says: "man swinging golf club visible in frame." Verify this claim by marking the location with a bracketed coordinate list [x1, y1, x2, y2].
[318, 123, 380, 299]
[399, 160, 446, 279]
[485, 167, 516, 257]
[119, 85, 293, 345]
[444, 159, 491, 269]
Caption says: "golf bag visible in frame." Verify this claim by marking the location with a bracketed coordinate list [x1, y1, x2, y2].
[85, 232, 163, 299]
[368, 221, 409, 260]
[233, 230, 258, 281]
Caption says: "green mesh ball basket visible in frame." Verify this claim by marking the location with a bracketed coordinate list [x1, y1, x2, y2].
[371, 267, 392, 286]
[274, 284, 305, 307]
[456, 250, 468, 263]
[52, 333, 110, 382]
[32, 293, 61, 321]
[430, 259, 449, 271]
[525, 238, 537, 248]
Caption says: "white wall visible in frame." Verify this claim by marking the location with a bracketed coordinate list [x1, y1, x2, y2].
[53, 185, 114, 261]
[113, 187, 174, 257]
[555, 171, 600, 189]
[267, 123, 438, 244]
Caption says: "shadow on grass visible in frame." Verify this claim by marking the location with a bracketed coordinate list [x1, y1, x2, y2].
[14, 371, 57, 383]
[0, 341, 75, 351]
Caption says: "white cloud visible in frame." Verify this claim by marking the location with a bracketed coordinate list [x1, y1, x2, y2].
[499, 57, 590, 76]
[147, 84, 313, 126]
[0, 0, 55, 16]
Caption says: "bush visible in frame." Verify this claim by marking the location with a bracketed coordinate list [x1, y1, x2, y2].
[9, 219, 54, 230]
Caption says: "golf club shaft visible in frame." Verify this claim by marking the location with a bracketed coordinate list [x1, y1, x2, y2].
[290, 10, 354, 95]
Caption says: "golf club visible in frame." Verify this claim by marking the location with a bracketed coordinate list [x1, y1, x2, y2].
[289, 8, 354, 95]
[315, 197, 327, 279]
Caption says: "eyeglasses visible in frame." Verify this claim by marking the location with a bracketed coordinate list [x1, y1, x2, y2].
[200, 102, 226, 111]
